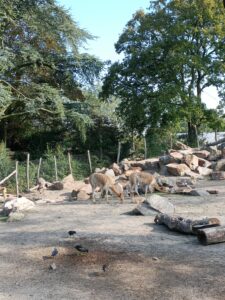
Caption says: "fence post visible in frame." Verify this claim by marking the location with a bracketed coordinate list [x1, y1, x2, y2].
[54, 156, 58, 181]
[87, 150, 92, 173]
[68, 152, 73, 175]
[117, 142, 121, 164]
[37, 157, 42, 179]
[16, 161, 19, 197]
[144, 137, 147, 159]
[26, 153, 30, 191]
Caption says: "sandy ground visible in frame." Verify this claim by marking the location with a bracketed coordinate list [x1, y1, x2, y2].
[1, 180, 225, 300]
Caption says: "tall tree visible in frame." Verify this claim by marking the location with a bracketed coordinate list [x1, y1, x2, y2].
[102, 0, 225, 146]
[0, 0, 103, 149]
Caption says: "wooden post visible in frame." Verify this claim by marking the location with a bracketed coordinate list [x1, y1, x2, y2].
[0, 170, 16, 185]
[26, 153, 30, 191]
[37, 157, 42, 179]
[68, 152, 72, 175]
[16, 161, 19, 197]
[87, 150, 92, 173]
[144, 137, 147, 159]
[117, 142, 121, 164]
[54, 156, 58, 181]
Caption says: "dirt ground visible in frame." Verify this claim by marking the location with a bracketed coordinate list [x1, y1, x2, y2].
[1, 179, 225, 300]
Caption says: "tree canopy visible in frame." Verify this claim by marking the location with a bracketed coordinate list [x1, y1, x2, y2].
[102, 0, 225, 146]
[0, 0, 104, 151]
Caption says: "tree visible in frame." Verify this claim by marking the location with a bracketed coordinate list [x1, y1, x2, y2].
[102, 0, 225, 146]
[0, 0, 103, 150]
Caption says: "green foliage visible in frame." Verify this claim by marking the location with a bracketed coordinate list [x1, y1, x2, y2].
[102, 0, 225, 146]
[0, 0, 104, 150]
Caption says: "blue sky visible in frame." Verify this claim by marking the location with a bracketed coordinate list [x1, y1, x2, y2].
[58, 0, 150, 61]
[58, 0, 219, 109]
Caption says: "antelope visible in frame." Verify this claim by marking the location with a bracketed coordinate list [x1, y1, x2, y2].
[89, 173, 124, 203]
[129, 171, 162, 202]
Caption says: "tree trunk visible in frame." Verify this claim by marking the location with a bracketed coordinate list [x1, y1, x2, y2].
[187, 122, 198, 147]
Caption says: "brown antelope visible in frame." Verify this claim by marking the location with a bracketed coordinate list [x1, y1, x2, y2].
[129, 171, 162, 202]
[89, 173, 124, 203]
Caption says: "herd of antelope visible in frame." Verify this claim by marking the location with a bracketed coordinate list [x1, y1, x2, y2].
[89, 171, 167, 203]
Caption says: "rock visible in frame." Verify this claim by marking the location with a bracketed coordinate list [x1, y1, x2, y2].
[104, 169, 115, 178]
[184, 154, 199, 171]
[173, 141, 191, 150]
[49, 263, 57, 270]
[48, 181, 64, 190]
[198, 158, 212, 168]
[131, 203, 158, 216]
[76, 190, 90, 201]
[169, 151, 184, 162]
[8, 211, 25, 222]
[3, 197, 35, 212]
[152, 257, 159, 261]
[211, 171, 225, 180]
[111, 163, 122, 175]
[196, 166, 212, 176]
[166, 163, 191, 176]
[214, 158, 225, 171]
[127, 158, 160, 172]
[62, 174, 75, 189]
[159, 155, 177, 165]
[145, 194, 175, 214]
[221, 148, 225, 158]
[94, 167, 106, 173]
[156, 176, 176, 188]
[176, 177, 196, 188]
[192, 150, 210, 159]
[189, 189, 210, 196]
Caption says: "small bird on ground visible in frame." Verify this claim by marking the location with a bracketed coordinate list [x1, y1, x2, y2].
[68, 230, 76, 236]
[74, 244, 89, 253]
[102, 263, 109, 272]
[51, 247, 58, 257]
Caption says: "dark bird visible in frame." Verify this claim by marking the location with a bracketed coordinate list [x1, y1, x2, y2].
[51, 248, 58, 257]
[68, 230, 76, 236]
[102, 263, 109, 272]
[74, 244, 89, 253]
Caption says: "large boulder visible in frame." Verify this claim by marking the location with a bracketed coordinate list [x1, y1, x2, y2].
[196, 166, 213, 176]
[166, 163, 191, 176]
[214, 158, 225, 171]
[192, 150, 210, 159]
[145, 194, 175, 214]
[183, 154, 199, 171]
[173, 141, 191, 150]
[62, 174, 75, 189]
[3, 197, 35, 214]
[211, 171, 225, 180]
[198, 157, 212, 168]
[104, 169, 115, 178]
[111, 163, 122, 176]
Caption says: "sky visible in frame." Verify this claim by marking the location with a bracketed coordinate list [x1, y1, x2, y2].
[58, 0, 219, 109]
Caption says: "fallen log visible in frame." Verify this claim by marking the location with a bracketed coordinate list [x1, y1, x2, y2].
[197, 226, 225, 245]
[207, 137, 225, 146]
[154, 213, 220, 234]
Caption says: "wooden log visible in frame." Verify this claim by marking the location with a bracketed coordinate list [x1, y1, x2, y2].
[155, 213, 220, 235]
[197, 226, 225, 245]
[0, 169, 16, 185]
[207, 137, 225, 146]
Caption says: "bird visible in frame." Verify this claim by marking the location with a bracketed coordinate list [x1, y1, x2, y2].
[74, 244, 89, 253]
[102, 263, 109, 272]
[68, 230, 76, 236]
[51, 248, 58, 257]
